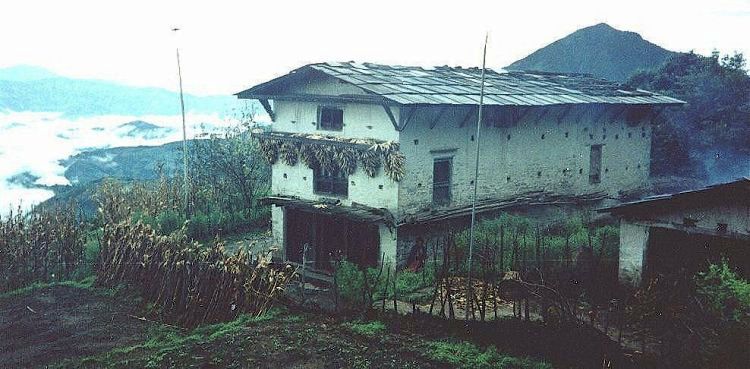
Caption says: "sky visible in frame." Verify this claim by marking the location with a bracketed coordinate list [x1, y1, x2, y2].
[1, 0, 749, 96]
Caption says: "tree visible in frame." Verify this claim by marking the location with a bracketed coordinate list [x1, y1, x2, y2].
[626, 51, 750, 180]
[188, 108, 270, 219]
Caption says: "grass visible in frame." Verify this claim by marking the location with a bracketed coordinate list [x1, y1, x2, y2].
[425, 340, 552, 369]
[0, 276, 96, 300]
[344, 320, 387, 337]
[60, 308, 286, 369]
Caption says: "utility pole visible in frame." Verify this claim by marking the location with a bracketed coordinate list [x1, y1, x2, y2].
[465, 33, 488, 321]
[173, 27, 190, 218]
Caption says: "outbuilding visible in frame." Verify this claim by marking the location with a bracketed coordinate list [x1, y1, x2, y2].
[600, 178, 750, 286]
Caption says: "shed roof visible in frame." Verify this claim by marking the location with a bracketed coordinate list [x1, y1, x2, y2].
[599, 177, 750, 215]
[237, 62, 685, 107]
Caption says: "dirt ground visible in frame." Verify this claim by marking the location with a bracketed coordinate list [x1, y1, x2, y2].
[0, 283, 649, 369]
[0, 285, 151, 368]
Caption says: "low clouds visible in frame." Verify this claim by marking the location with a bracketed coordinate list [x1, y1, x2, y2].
[0, 110, 229, 213]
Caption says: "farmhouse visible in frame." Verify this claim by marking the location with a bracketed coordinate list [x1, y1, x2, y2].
[236, 62, 684, 271]
[600, 178, 750, 286]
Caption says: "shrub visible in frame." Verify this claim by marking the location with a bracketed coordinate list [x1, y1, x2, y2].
[696, 260, 750, 323]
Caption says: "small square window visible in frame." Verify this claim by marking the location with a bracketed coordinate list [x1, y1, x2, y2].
[717, 223, 728, 233]
[313, 166, 348, 196]
[318, 106, 343, 131]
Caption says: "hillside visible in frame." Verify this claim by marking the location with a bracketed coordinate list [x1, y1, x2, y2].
[0, 65, 237, 117]
[61, 141, 186, 185]
[507, 23, 677, 81]
[38, 141, 188, 215]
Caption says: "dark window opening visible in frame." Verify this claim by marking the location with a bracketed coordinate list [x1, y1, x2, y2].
[414, 139, 419, 145]
[506, 176, 511, 182]
[432, 158, 452, 206]
[589, 144, 602, 184]
[541, 134, 545, 139]
[318, 106, 343, 131]
[507, 134, 511, 140]
[717, 223, 728, 234]
[313, 166, 348, 196]
[628, 132, 633, 138]
[565, 132, 569, 138]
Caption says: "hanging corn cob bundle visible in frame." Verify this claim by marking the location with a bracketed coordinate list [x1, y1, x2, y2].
[299, 143, 317, 168]
[258, 138, 281, 164]
[384, 150, 406, 181]
[358, 148, 382, 177]
[254, 132, 405, 181]
[314, 144, 337, 172]
[337, 147, 359, 175]
[279, 142, 300, 166]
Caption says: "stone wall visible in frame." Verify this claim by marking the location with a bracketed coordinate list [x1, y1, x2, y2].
[618, 221, 650, 286]
[397, 105, 653, 217]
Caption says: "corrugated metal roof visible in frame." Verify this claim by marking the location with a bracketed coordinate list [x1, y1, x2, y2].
[238, 62, 686, 106]
[599, 177, 750, 214]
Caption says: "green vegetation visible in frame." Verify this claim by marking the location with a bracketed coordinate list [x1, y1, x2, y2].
[696, 260, 750, 322]
[425, 340, 552, 369]
[0, 276, 95, 300]
[344, 320, 387, 337]
[64, 309, 284, 369]
[627, 51, 750, 179]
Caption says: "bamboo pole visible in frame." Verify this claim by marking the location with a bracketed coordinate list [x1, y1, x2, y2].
[464, 33, 489, 321]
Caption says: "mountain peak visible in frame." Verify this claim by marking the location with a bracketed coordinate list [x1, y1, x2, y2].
[507, 23, 676, 81]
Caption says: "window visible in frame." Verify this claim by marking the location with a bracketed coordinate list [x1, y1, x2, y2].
[683, 218, 697, 227]
[313, 166, 348, 196]
[318, 106, 343, 131]
[432, 158, 452, 205]
[589, 144, 602, 184]
[717, 223, 728, 234]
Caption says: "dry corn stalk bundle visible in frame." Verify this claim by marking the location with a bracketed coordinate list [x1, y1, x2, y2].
[0, 204, 85, 292]
[279, 142, 300, 166]
[96, 221, 296, 327]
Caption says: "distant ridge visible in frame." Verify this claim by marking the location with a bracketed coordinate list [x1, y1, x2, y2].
[507, 23, 677, 81]
[0, 65, 238, 117]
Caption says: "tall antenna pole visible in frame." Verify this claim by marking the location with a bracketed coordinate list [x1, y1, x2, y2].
[173, 27, 190, 218]
[465, 33, 488, 321]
